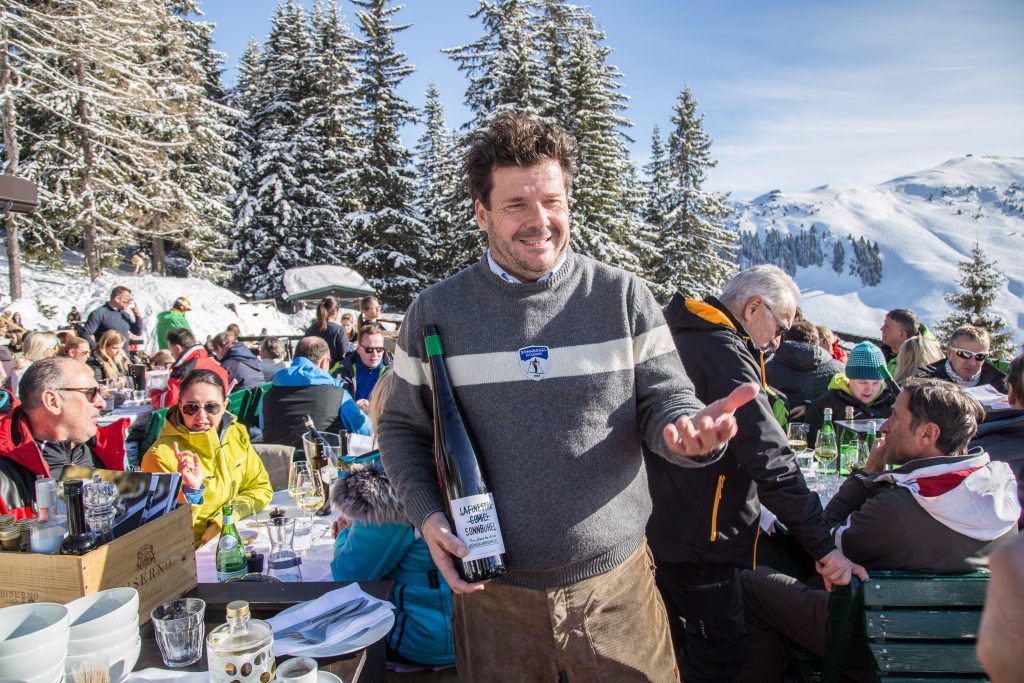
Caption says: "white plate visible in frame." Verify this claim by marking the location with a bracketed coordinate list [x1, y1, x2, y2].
[272, 603, 394, 658]
[317, 672, 342, 683]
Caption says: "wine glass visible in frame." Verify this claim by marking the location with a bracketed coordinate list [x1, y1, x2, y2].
[230, 498, 257, 546]
[287, 461, 310, 502]
[293, 467, 324, 552]
[787, 422, 811, 472]
[813, 430, 837, 496]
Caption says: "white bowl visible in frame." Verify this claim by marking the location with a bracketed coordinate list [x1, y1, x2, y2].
[67, 616, 138, 656]
[0, 628, 69, 674]
[24, 657, 65, 683]
[66, 588, 139, 640]
[65, 635, 140, 683]
[0, 603, 69, 658]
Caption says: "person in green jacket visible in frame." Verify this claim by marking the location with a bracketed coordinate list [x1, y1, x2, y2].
[155, 297, 192, 351]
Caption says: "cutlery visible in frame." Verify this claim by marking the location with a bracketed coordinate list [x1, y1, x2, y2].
[278, 598, 367, 639]
[287, 602, 383, 646]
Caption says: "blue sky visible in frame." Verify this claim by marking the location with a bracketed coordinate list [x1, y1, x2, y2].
[197, 0, 1024, 200]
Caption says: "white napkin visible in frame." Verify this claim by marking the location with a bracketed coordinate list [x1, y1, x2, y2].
[277, 602, 393, 656]
[267, 584, 394, 656]
[122, 670, 207, 683]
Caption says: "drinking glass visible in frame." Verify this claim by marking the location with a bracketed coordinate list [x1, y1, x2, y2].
[266, 517, 302, 582]
[151, 598, 206, 668]
[288, 461, 311, 501]
[230, 498, 257, 546]
[813, 430, 838, 496]
[787, 423, 813, 472]
[854, 439, 870, 471]
[292, 467, 321, 555]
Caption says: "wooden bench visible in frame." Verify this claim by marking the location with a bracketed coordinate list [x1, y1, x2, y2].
[788, 570, 990, 682]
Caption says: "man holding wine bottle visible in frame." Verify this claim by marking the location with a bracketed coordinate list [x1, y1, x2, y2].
[379, 111, 760, 682]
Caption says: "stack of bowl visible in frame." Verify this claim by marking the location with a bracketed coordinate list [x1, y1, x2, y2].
[0, 603, 70, 683]
[65, 588, 141, 683]
[0, 515, 20, 552]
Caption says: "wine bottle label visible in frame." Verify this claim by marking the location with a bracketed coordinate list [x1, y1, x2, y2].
[450, 493, 505, 561]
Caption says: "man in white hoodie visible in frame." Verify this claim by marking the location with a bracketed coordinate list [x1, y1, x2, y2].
[737, 378, 1020, 682]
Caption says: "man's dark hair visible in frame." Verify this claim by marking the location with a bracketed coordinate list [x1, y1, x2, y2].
[179, 369, 226, 400]
[165, 327, 196, 350]
[358, 325, 383, 345]
[110, 286, 131, 300]
[784, 320, 819, 345]
[464, 111, 579, 208]
[19, 357, 73, 411]
[294, 336, 330, 364]
[902, 378, 985, 456]
[1007, 354, 1023, 405]
[886, 308, 919, 338]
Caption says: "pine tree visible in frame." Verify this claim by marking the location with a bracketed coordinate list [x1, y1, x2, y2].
[228, 38, 263, 285]
[643, 126, 672, 228]
[444, 0, 547, 129]
[347, 0, 429, 309]
[938, 242, 1015, 358]
[655, 86, 736, 298]
[414, 83, 477, 282]
[831, 239, 845, 274]
[233, 1, 321, 297]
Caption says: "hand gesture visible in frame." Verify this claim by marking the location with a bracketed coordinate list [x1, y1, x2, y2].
[664, 383, 760, 457]
[816, 548, 869, 591]
[200, 521, 221, 546]
[331, 514, 351, 538]
[173, 442, 204, 490]
[863, 435, 889, 474]
[421, 511, 487, 595]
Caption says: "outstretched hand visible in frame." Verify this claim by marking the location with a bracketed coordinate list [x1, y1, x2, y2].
[664, 382, 760, 457]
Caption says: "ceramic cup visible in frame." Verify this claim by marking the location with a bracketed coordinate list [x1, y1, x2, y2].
[276, 656, 318, 683]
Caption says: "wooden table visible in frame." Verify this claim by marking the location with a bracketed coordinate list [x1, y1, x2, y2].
[137, 581, 393, 682]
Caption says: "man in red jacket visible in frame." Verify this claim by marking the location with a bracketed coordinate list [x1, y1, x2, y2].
[0, 357, 128, 519]
[149, 327, 228, 408]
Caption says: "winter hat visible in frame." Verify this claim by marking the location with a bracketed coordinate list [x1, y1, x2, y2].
[173, 296, 191, 311]
[846, 342, 885, 381]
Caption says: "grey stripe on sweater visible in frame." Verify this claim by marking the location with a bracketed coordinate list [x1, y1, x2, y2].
[379, 252, 712, 589]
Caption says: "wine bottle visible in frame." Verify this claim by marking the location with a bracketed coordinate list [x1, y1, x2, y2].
[59, 480, 96, 556]
[878, 363, 902, 398]
[216, 505, 248, 582]
[423, 324, 507, 582]
[839, 406, 857, 473]
[302, 415, 332, 516]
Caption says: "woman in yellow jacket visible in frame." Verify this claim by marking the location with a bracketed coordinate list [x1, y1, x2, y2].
[142, 369, 272, 546]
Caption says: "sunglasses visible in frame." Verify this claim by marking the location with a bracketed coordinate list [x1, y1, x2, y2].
[360, 346, 385, 354]
[180, 401, 224, 417]
[59, 386, 103, 402]
[951, 347, 988, 362]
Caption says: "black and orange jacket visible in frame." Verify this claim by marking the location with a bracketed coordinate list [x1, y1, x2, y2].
[0, 402, 128, 520]
[645, 293, 835, 567]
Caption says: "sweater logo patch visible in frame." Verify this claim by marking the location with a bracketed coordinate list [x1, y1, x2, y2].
[519, 346, 549, 381]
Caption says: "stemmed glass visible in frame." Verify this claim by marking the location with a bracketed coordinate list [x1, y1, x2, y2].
[287, 461, 310, 502]
[813, 429, 838, 497]
[293, 467, 323, 555]
[787, 422, 811, 472]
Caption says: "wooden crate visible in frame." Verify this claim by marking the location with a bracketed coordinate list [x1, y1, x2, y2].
[0, 504, 197, 623]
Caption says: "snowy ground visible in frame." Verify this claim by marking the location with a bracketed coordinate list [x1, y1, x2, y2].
[0, 257, 317, 352]
[731, 155, 1024, 348]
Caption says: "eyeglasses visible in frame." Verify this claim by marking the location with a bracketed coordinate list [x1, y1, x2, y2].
[59, 387, 103, 402]
[763, 302, 790, 339]
[951, 347, 988, 362]
[180, 401, 224, 417]
[360, 346, 385, 354]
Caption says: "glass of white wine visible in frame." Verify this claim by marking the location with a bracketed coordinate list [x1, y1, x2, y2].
[230, 498, 258, 546]
[288, 460, 310, 501]
[813, 429, 838, 496]
[787, 422, 812, 472]
[293, 467, 324, 553]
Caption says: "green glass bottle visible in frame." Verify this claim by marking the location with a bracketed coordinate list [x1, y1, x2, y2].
[815, 408, 838, 475]
[865, 421, 878, 451]
[839, 406, 857, 473]
[216, 505, 247, 582]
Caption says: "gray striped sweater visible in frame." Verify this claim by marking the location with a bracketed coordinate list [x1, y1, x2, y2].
[378, 251, 712, 589]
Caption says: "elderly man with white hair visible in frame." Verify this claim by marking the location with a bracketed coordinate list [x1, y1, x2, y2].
[645, 265, 866, 683]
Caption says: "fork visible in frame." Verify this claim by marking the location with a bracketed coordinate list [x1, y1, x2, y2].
[285, 602, 380, 645]
[279, 598, 367, 640]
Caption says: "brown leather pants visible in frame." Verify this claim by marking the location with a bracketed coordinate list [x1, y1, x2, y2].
[452, 540, 679, 682]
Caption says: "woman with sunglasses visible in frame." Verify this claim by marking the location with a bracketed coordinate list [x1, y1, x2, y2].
[141, 369, 272, 546]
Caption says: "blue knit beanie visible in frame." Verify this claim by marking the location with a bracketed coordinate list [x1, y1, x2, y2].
[846, 342, 885, 381]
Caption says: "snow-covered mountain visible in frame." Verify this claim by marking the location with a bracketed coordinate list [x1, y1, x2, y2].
[729, 155, 1024, 346]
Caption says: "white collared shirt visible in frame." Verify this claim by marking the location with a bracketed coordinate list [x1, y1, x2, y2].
[486, 249, 568, 284]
